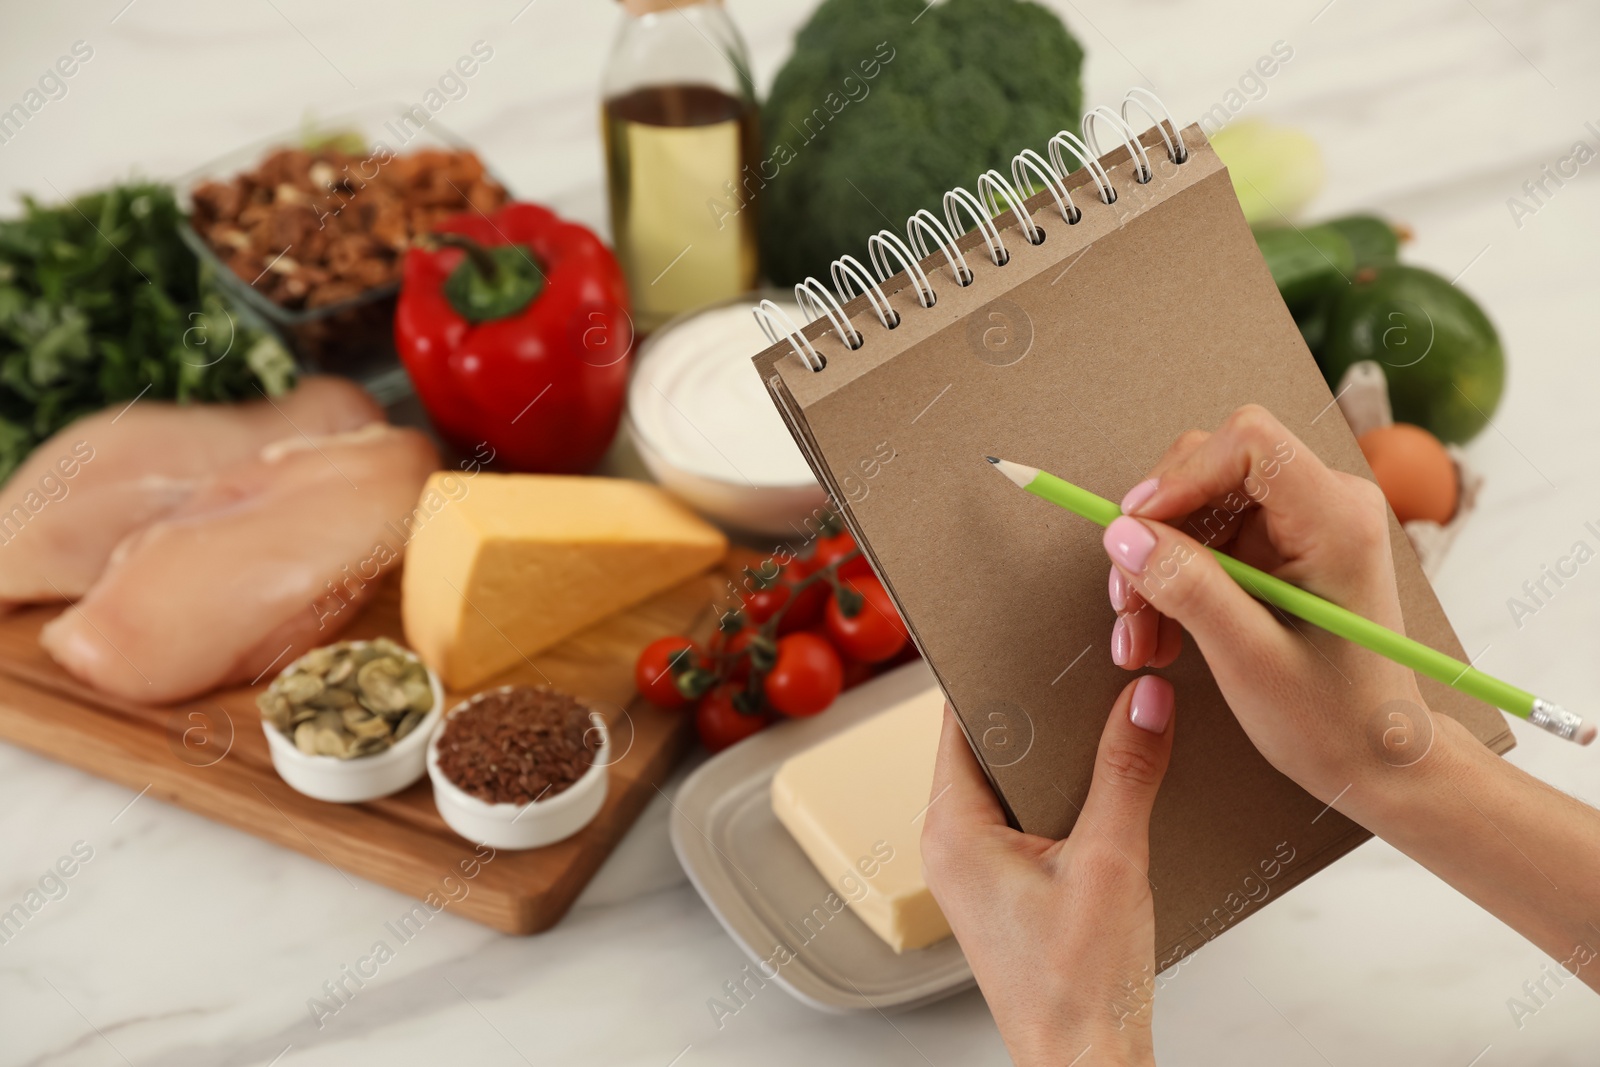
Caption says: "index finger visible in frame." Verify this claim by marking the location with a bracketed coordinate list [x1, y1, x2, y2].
[1128, 405, 1336, 531]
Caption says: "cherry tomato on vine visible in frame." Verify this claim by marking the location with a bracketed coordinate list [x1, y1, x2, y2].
[740, 560, 827, 634]
[763, 633, 843, 717]
[715, 627, 765, 682]
[825, 575, 908, 664]
[812, 531, 871, 579]
[634, 636, 702, 709]
[707, 623, 738, 655]
[778, 563, 828, 633]
[740, 582, 790, 624]
[696, 683, 768, 752]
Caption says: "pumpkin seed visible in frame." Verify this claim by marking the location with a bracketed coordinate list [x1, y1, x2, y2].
[315, 725, 350, 758]
[394, 709, 424, 741]
[401, 672, 434, 714]
[301, 647, 335, 676]
[325, 656, 356, 686]
[350, 734, 391, 757]
[311, 687, 357, 711]
[346, 712, 392, 741]
[278, 672, 325, 703]
[260, 640, 436, 761]
[257, 691, 292, 731]
[357, 658, 410, 714]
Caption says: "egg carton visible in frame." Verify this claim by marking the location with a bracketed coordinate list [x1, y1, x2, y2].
[1335, 361, 1481, 578]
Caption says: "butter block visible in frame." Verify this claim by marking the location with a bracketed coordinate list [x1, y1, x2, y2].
[401, 473, 727, 689]
[771, 687, 952, 953]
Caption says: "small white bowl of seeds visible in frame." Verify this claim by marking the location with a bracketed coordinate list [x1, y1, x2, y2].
[258, 638, 444, 803]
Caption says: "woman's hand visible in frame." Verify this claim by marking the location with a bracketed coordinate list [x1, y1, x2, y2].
[1101, 403, 1423, 802]
[922, 676, 1175, 1067]
[1101, 403, 1600, 986]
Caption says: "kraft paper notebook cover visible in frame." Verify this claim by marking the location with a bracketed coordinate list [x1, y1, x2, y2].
[751, 93, 1514, 968]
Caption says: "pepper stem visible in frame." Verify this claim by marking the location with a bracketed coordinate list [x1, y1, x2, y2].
[430, 231, 546, 324]
[432, 232, 501, 282]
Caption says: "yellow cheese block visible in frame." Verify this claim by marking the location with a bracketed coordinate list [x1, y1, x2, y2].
[401, 473, 726, 689]
[771, 686, 952, 953]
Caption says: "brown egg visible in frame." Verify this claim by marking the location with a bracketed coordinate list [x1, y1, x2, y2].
[1357, 423, 1459, 525]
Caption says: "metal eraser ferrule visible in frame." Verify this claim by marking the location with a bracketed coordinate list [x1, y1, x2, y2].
[1528, 699, 1585, 741]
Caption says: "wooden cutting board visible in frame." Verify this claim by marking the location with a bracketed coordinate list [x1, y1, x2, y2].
[0, 561, 740, 934]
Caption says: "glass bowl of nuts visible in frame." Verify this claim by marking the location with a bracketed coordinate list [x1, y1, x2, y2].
[258, 638, 445, 803]
[426, 686, 610, 850]
[176, 106, 511, 400]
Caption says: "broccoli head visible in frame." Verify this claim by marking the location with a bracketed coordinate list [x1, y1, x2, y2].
[757, 0, 1085, 286]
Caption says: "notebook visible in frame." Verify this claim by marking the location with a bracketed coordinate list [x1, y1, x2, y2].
[750, 91, 1514, 969]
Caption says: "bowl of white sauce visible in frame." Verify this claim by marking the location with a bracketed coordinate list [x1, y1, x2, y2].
[626, 292, 827, 536]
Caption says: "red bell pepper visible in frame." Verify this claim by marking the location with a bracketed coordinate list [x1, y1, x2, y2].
[395, 202, 632, 473]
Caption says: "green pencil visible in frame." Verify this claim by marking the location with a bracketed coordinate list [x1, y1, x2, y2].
[986, 456, 1595, 746]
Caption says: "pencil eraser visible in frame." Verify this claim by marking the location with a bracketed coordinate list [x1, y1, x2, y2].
[1578, 722, 1597, 746]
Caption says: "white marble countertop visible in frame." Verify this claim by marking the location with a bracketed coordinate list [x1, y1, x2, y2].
[3, 0, 1599, 1063]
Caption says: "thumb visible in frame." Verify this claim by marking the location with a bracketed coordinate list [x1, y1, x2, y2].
[1074, 676, 1176, 866]
[1103, 514, 1284, 663]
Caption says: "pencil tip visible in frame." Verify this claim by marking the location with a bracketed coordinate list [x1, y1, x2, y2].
[985, 456, 999, 464]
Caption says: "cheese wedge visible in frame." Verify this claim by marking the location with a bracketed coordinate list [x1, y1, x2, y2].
[401, 473, 726, 689]
[771, 686, 952, 953]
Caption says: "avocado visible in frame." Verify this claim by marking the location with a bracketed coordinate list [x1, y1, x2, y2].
[1323, 214, 1401, 268]
[1319, 265, 1505, 444]
[1293, 287, 1338, 355]
[1253, 225, 1354, 313]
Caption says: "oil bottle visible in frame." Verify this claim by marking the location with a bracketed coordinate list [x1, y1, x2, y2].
[602, 0, 761, 334]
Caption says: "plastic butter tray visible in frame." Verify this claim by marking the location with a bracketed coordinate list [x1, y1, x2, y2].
[669, 660, 974, 1014]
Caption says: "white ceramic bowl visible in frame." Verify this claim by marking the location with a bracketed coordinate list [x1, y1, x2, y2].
[630, 433, 828, 537]
[261, 641, 445, 804]
[625, 291, 828, 537]
[426, 688, 610, 850]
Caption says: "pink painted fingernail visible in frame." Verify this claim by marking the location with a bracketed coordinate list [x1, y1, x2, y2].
[1111, 616, 1131, 666]
[1120, 478, 1160, 515]
[1104, 516, 1156, 574]
[1108, 567, 1128, 612]
[1129, 675, 1174, 734]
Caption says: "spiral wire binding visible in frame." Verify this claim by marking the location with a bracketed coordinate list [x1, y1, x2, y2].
[1048, 130, 1116, 205]
[1084, 105, 1153, 183]
[795, 277, 862, 350]
[979, 168, 1044, 246]
[908, 208, 973, 287]
[1011, 147, 1081, 225]
[945, 185, 1009, 268]
[869, 230, 935, 310]
[831, 254, 898, 329]
[755, 89, 1187, 373]
[1123, 87, 1188, 165]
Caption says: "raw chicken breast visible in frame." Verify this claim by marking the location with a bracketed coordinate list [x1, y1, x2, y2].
[0, 377, 383, 608]
[40, 424, 440, 705]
